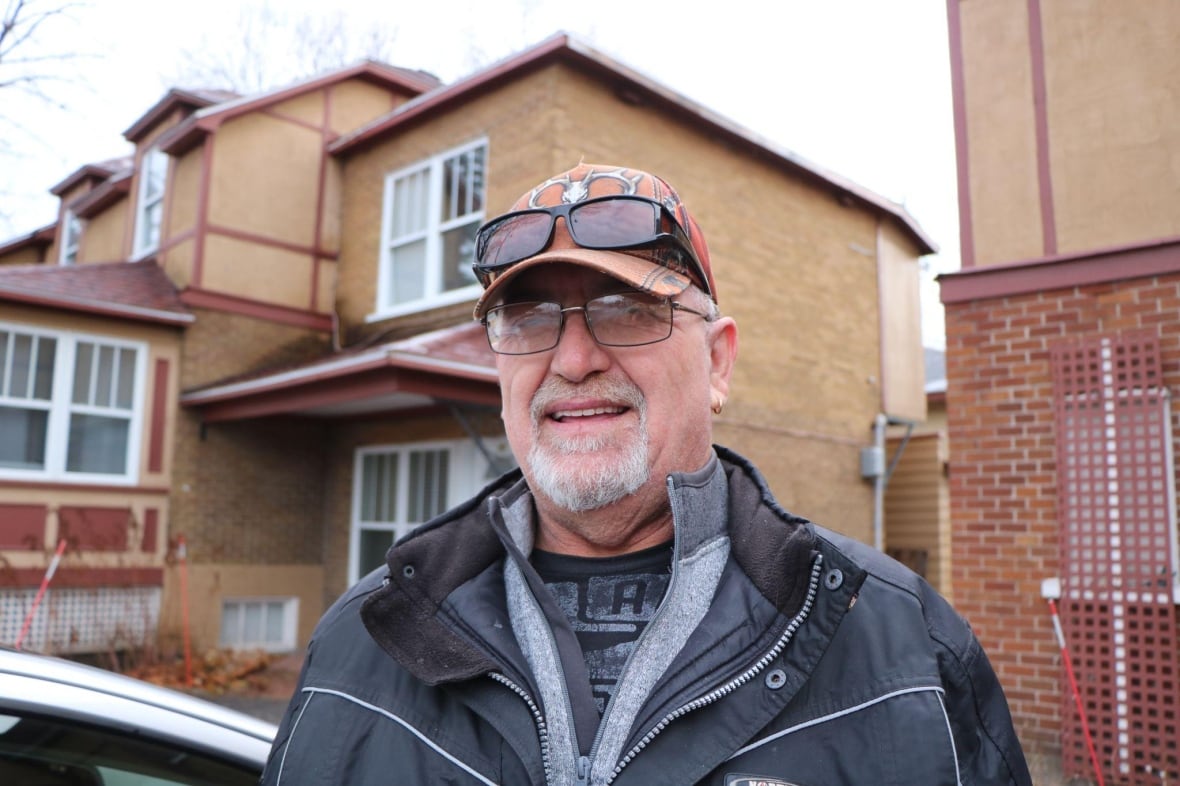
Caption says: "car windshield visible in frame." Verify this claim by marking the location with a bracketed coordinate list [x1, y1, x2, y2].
[0, 711, 261, 786]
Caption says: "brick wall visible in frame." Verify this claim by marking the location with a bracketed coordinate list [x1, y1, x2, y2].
[170, 410, 328, 565]
[179, 307, 329, 390]
[945, 272, 1180, 750]
[169, 306, 333, 563]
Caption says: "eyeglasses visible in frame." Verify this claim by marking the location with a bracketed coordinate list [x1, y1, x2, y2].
[473, 195, 711, 296]
[482, 292, 714, 355]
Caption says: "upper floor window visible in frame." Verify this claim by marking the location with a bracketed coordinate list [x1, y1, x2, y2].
[373, 140, 486, 318]
[132, 147, 168, 259]
[0, 324, 145, 483]
[59, 211, 82, 265]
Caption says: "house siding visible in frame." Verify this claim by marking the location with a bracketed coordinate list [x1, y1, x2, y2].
[81, 203, 131, 265]
[167, 142, 203, 242]
[884, 431, 951, 598]
[1039, 0, 1180, 255]
[207, 112, 326, 249]
[958, 0, 1180, 268]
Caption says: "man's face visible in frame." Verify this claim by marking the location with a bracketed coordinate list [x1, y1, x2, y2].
[494, 262, 736, 519]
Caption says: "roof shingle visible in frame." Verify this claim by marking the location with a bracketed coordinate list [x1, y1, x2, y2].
[0, 261, 192, 325]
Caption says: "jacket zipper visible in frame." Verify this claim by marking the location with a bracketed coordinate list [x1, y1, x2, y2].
[488, 672, 555, 785]
[578, 478, 688, 784]
[604, 555, 825, 784]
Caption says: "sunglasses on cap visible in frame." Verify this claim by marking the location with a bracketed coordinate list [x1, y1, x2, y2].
[472, 195, 711, 296]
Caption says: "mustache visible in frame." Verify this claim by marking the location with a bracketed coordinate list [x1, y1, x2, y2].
[529, 375, 645, 425]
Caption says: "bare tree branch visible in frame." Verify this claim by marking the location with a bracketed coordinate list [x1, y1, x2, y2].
[0, 0, 84, 60]
[0, 0, 90, 102]
[0, 0, 91, 231]
[168, 2, 401, 93]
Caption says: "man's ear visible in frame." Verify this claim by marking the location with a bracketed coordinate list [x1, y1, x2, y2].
[708, 316, 738, 406]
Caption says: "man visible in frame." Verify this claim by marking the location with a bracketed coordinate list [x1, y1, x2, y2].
[262, 163, 1031, 785]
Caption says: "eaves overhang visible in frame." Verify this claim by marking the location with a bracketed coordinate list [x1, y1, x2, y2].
[69, 169, 133, 218]
[123, 88, 240, 144]
[0, 224, 55, 257]
[329, 33, 937, 256]
[0, 284, 195, 326]
[49, 158, 130, 197]
[181, 322, 501, 422]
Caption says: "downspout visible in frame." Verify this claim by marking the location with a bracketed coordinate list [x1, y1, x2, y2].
[871, 215, 889, 552]
[865, 413, 917, 551]
[871, 413, 887, 551]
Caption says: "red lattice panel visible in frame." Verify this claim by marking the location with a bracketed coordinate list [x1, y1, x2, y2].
[1052, 331, 1179, 784]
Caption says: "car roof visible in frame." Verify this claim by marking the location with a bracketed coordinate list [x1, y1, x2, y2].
[0, 647, 277, 766]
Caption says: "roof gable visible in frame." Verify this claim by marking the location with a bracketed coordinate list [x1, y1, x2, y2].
[329, 33, 937, 255]
[155, 60, 442, 156]
[69, 166, 133, 218]
[49, 156, 134, 198]
[123, 88, 241, 144]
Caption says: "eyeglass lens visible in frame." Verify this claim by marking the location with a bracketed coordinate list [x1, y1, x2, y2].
[485, 293, 674, 355]
[478, 199, 662, 270]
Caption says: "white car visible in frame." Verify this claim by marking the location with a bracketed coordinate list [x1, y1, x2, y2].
[0, 647, 277, 785]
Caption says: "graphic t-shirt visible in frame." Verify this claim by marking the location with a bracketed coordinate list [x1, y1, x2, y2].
[531, 541, 673, 715]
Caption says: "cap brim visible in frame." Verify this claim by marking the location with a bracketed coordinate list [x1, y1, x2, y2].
[472, 248, 692, 318]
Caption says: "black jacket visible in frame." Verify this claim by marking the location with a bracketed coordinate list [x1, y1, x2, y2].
[262, 447, 1031, 785]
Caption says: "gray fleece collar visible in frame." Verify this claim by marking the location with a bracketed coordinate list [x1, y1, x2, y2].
[497, 452, 731, 786]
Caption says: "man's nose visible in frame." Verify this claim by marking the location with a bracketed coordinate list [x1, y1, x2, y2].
[550, 305, 610, 382]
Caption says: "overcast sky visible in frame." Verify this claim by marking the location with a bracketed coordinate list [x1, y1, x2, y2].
[1, 0, 958, 347]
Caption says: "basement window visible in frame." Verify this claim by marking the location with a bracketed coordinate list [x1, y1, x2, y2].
[219, 597, 298, 652]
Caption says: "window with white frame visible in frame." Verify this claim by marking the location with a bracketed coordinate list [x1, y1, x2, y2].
[374, 140, 486, 316]
[220, 597, 298, 652]
[350, 440, 489, 583]
[132, 147, 168, 258]
[0, 324, 145, 482]
[59, 210, 82, 265]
